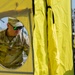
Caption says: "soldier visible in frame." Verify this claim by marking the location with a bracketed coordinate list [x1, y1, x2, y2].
[0, 17, 29, 69]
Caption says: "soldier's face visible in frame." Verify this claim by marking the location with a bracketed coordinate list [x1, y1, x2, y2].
[7, 24, 21, 36]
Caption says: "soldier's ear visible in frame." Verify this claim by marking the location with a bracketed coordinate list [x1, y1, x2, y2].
[7, 23, 10, 27]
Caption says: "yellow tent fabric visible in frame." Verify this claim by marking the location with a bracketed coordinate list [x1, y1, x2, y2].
[47, 0, 74, 75]
[0, 0, 33, 75]
[0, 0, 74, 75]
[33, 0, 49, 75]
[34, 0, 74, 75]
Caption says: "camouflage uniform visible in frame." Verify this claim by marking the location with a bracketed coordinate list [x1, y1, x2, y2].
[0, 30, 29, 69]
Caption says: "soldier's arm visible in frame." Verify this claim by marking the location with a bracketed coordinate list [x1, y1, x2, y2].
[23, 42, 29, 56]
[0, 31, 8, 53]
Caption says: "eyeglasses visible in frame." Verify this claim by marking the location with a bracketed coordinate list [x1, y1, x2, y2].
[13, 26, 24, 30]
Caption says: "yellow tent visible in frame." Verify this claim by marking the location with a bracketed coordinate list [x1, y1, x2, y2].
[0, 0, 74, 75]
[34, 0, 74, 75]
[0, 0, 33, 75]
[33, 0, 49, 75]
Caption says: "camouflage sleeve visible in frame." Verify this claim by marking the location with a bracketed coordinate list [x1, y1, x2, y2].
[0, 31, 8, 63]
[21, 33, 29, 56]
[19, 31, 30, 56]
[0, 31, 8, 53]
[23, 39, 29, 56]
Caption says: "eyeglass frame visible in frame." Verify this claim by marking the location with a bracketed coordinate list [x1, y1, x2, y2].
[8, 23, 24, 30]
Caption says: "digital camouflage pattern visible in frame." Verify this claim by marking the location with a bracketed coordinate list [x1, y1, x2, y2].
[0, 30, 29, 69]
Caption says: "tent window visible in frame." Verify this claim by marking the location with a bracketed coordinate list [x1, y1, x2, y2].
[0, 0, 34, 74]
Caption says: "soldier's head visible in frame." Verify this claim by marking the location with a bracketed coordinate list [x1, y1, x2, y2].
[7, 17, 24, 36]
